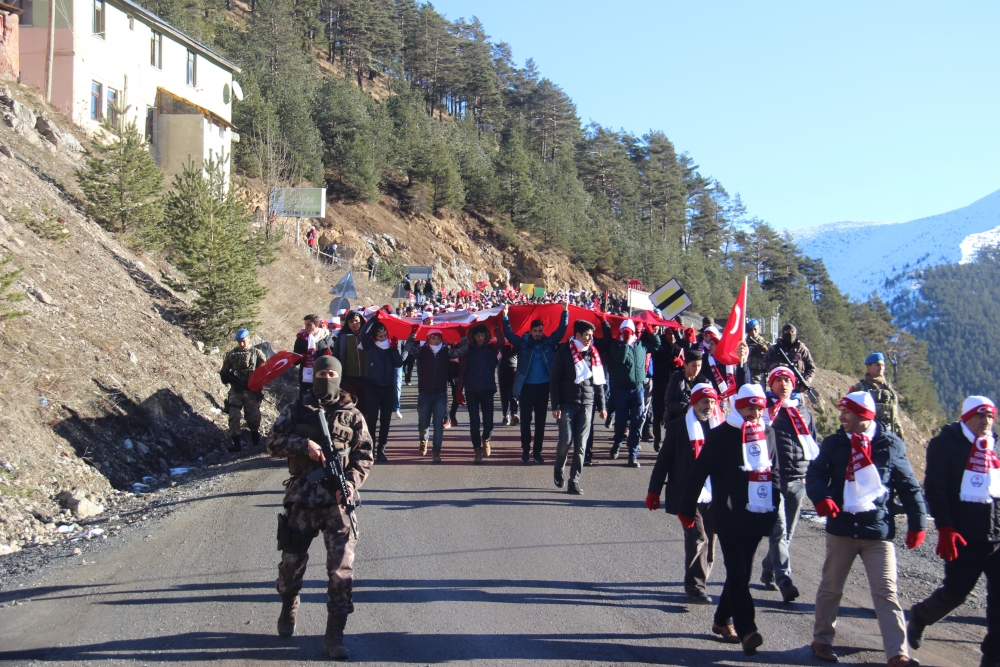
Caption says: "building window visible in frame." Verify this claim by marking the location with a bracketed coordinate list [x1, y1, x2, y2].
[150, 31, 162, 69]
[106, 88, 119, 126]
[127, 14, 134, 30]
[12, 0, 33, 27]
[186, 50, 197, 87]
[93, 0, 105, 37]
[90, 82, 103, 121]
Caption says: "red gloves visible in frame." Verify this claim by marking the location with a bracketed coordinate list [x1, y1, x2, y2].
[673, 356, 684, 368]
[684, 327, 697, 344]
[456, 389, 466, 406]
[390, 337, 398, 348]
[935, 526, 967, 561]
[906, 530, 926, 550]
[645, 493, 660, 511]
[678, 514, 696, 529]
[815, 498, 840, 518]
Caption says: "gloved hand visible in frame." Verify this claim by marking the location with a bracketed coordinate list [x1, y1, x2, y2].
[815, 498, 840, 518]
[678, 514, 696, 529]
[645, 492, 660, 511]
[673, 356, 684, 368]
[935, 526, 967, 562]
[390, 337, 399, 348]
[906, 530, 926, 550]
[456, 389, 466, 406]
[685, 327, 697, 344]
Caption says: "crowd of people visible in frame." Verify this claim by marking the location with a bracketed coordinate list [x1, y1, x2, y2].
[214, 282, 997, 667]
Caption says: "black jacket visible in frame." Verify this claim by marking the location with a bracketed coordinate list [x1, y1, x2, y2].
[549, 343, 607, 411]
[765, 395, 818, 481]
[924, 422, 1000, 543]
[649, 414, 708, 515]
[806, 426, 926, 541]
[679, 421, 781, 538]
[664, 372, 703, 424]
[458, 325, 503, 393]
[359, 318, 403, 387]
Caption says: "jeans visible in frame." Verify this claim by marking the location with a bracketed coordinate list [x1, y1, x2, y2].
[366, 383, 396, 447]
[611, 385, 644, 457]
[466, 389, 496, 449]
[715, 534, 764, 638]
[395, 367, 403, 411]
[417, 392, 448, 451]
[814, 534, 907, 660]
[554, 403, 593, 484]
[912, 540, 1000, 658]
[498, 365, 518, 417]
[685, 504, 717, 596]
[760, 479, 806, 588]
[519, 382, 550, 454]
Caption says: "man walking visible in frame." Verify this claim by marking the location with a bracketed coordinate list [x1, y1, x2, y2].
[404, 328, 465, 463]
[331, 311, 368, 420]
[647, 383, 720, 604]
[806, 391, 925, 666]
[366, 253, 377, 281]
[852, 352, 904, 438]
[602, 317, 661, 467]
[759, 366, 819, 603]
[907, 396, 1000, 667]
[550, 320, 607, 495]
[358, 318, 404, 463]
[266, 355, 374, 660]
[457, 323, 505, 464]
[294, 314, 331, 398]
[220, 328, 267, 452]
[498, 341, 519, 426]
[664, 349, 704, 424]
[501, 301, 569, 463]
[678, 384, 780, 657]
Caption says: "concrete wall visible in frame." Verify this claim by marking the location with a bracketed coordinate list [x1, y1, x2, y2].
[0, 10, 18, 81]
[156, 112, 202, 186]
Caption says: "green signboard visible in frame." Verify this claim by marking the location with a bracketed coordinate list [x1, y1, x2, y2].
[270, 188, 327, 218]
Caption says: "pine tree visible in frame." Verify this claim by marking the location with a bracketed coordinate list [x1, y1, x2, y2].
[77, 117, 164, 249]
[164, 158, 274, 346]
[0, 253, 26, 322]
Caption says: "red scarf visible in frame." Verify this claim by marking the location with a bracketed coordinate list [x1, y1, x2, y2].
[842, 426, 886, 513]
[708, 354, 736, 398]
[765, 398, 819, 460]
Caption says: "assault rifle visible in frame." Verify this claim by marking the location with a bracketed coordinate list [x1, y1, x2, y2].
[776, 346, 820, 403]
[306, 409, 358, 539]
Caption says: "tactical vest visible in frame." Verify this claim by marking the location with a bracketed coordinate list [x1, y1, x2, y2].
[287, 399, 355, 477]
[858, 379, 896, 425]
[227, 348, 260, 382]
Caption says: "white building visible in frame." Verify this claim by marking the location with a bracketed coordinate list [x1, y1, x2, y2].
[17, 0, 240, 184]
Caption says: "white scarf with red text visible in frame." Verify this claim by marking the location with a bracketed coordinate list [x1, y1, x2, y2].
[765, 397, 819, 460]
[843, 422, 886, 513]
[726, 408, 774, 513]
[686, 408, 720, 503]
[570, 338, 606, 386]
[960, 422, 1000, 503]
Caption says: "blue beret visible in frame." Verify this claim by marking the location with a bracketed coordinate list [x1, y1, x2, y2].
[235, 328, 250, 341]
[745, 319, 759, 331]
[865, 352, 884, 365]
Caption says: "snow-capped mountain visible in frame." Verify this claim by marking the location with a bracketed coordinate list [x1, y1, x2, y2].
[791, 188, 1000, 301]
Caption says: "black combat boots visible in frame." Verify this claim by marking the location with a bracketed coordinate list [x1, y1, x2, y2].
[277, 594, 298, 638]
[324, 613, 350, 660]
[251, 431, 261, 447]
[228, 435, 242, 452]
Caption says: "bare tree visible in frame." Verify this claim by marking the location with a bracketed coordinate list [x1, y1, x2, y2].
[249, 116, 295, 240]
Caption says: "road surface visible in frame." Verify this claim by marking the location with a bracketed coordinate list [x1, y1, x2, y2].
[0, 386, 986, 665]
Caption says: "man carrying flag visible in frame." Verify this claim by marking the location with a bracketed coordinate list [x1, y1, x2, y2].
[806, 391, 925, 666]
[703, 278, 751, 407]
[601, 316, 662, 467]
[907, 396, 1000, 667]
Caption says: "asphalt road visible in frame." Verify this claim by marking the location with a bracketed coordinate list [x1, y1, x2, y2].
[0, 385, 987, 666]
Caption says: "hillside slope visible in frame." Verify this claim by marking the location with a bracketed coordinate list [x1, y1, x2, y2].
[792, 188, 1000, 301]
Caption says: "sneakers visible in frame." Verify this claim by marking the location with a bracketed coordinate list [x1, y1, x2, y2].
[554, 468, 565, 488]
[443, 420, 452, 430]
[474, 448, 483, 464]
[393, 410, 403, 419]
[432, 450, 441, 464]
[277, 594, 298, 638]
[583, 454, 593, 467]
[533, 453, 545, 464]
[759, 574, 778, 591]
[567, 482, 583, 495]
[604, 414, 613, 428]
[627, 457, 640, 468]
[419, 440, 428, 456]
[502, 414, 511, 426]
[483, 438, 491, 457]
[376, 445, 388, 463]
[510, 414, 520, 425]
[609, 445, 620, 460]
[521, 451, 530, 463]
[450, 417, 459, 428]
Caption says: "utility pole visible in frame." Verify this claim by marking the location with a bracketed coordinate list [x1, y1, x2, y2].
[44, 0, 55, 103]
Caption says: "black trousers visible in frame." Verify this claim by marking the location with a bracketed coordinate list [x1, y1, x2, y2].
[498, 365, 518, 417]
[652, 375, 669, 445]
[366, 383, 395, 447]
[715, 533, 764, 637]
[403, 355, 416, 384]
[448, 377, 460, 422]
[519, 382, 549, 454]
[912, 540, 1000, 657]
[466, 389, 496, 449]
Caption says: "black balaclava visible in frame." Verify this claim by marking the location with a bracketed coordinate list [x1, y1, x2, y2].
[312, 355, 342, 404]
[781, 326, 796, 346]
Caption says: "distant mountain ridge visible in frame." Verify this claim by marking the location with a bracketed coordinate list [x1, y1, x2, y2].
[791, 188, 1000, 302]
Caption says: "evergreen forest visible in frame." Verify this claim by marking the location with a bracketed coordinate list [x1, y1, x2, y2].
[133, 0, 941, 421]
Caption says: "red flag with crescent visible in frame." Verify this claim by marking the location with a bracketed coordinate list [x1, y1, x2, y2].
[715, 276, 748, 365]
[248, 350, 303, 392]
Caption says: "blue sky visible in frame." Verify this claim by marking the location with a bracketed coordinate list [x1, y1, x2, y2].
[429, 0, 1000, 230]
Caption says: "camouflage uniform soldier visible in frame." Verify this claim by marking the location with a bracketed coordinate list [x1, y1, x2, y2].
[220, 328, 267, 452]
[763, 323, 817, 391]
[851, 352, 904, 438]
[265, 355, 374, 660]
[745, 319, 770, 387]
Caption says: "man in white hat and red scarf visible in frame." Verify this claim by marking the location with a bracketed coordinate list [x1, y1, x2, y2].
[907, 396, 1000, 667]
[647, 382, 721, 605]
[678, 383, 779, 657]
[806, 391, 926, 666]
[760, 366, 819, 603]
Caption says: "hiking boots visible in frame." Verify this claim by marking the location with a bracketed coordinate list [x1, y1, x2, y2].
[474, 448, 483, 464]
[228, 435, 242, 452]
[251, 431, 261, 447]
[277, 595, 298, 638]
[609, 444, 620, 460]
[483, 438, 491, 457]
[419, 440, 428, 456]
[323, 613, 350, 660]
